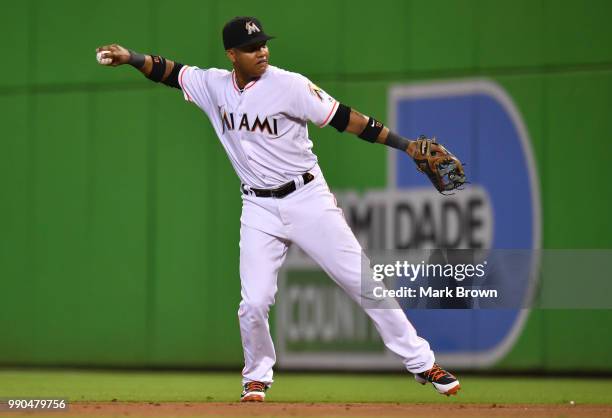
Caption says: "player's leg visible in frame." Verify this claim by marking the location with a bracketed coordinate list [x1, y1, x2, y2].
[284, 175, 460, 394]
[283, 176, 435, 373]
[238, 222, 289, 388]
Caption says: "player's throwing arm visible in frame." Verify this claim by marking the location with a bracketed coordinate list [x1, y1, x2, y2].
[96, 44, 183, 89]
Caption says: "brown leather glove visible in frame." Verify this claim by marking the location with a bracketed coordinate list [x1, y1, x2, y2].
[409, 135, 467, 194]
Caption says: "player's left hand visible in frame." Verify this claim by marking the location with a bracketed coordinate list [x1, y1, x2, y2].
[407, 135, 467, 194]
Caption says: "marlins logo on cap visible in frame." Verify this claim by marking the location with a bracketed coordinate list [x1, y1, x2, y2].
[245, 21, 261, 35]
[223, 16, 275, 50]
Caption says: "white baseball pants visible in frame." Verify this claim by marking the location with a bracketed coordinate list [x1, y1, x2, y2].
[238, 165, 435, 384]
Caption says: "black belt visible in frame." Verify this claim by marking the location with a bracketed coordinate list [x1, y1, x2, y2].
[242, 173, 315, 198]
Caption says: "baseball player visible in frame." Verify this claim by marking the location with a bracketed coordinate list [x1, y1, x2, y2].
[96, 16, 465, 402]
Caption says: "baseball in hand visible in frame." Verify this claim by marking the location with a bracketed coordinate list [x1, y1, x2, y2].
[96, 50, 113, 65]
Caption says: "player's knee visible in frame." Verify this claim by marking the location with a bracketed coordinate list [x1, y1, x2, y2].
[238, 299, 274, 320]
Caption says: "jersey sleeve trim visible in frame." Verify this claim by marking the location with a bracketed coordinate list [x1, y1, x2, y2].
[178, 65, 193, 102]
[318, 100, 339, 128]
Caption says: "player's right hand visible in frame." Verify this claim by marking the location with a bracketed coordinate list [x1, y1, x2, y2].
[95, 44, 130, 66]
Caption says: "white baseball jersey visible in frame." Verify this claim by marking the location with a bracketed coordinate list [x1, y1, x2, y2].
[177, 65, 340, 189]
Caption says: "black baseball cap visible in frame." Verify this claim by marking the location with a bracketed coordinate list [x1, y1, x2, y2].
[223, 16, 274, 50]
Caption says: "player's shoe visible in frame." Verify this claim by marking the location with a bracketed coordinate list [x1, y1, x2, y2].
[240, 381, 269, 402]
[415, 363, 461, 396]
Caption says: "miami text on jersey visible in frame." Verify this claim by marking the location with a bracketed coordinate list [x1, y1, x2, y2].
[220, 108, 279, 135]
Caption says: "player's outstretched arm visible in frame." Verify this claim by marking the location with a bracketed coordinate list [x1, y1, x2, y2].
[331, 106, 417, 155]
[330, 105, 466, 193]
[95, 44, 183, 89]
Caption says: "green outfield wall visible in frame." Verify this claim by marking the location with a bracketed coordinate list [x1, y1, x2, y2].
[1, 0, 611, 370]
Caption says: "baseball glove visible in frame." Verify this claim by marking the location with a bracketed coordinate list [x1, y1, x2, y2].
[409, 135, 466, 194]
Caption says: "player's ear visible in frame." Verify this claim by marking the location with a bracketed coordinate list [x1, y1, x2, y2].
[226, 49, 236, 64]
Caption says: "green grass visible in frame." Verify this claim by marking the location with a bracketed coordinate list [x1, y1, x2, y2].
[0, 370, 611, 404]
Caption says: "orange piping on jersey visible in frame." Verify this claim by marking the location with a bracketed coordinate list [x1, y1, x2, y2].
[232, 70, 257, 92]
[179, 66, 193, 102]
[319, 100, 339, 128]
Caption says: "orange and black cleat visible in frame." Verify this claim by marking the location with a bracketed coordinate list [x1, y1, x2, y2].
[415, 363, 461, 396]
[240, 381, 269, 402]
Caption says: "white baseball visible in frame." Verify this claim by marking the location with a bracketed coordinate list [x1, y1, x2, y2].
[96, 51, 113, 65]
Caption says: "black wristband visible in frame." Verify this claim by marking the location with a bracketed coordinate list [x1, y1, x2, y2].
[358, 117, 384, 143]
[148, 55, 167, 82]
[385, 131, 411, 152]
[127, 49, 146, 69]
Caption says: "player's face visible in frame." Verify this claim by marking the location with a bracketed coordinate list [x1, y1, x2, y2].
[229, 41, 269, 78]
